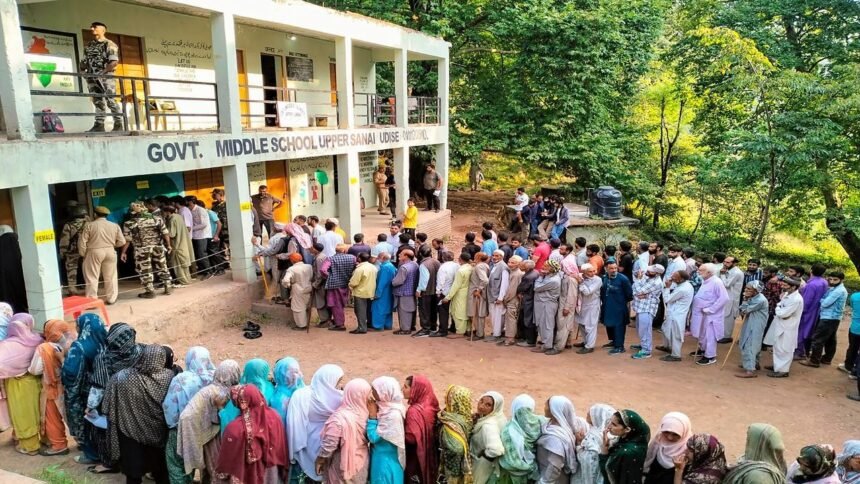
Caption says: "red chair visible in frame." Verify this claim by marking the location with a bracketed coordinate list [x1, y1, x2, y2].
[62, 296, 111, 325]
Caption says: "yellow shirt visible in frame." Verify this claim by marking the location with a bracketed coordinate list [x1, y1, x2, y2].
[348, 261, 378, 298]
[335, 227, 347, 240]
[403, 206, 418, 229]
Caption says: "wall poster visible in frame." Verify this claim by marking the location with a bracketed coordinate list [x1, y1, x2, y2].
[21, 26, 80, 92]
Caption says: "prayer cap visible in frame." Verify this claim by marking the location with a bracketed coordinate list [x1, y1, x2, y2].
[648, 264, 665, 275]
[746, 280, 763, 292]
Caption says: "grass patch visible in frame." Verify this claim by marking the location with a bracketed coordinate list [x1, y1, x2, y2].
[449, 153, 575, 192]
[38, 465, 93, 484]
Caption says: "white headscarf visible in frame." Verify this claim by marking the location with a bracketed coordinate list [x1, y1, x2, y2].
[508, 394, 536, 461]
[474, 390, 506, 434]
[539, 396, 578, 472]
[645, 411, 692, 471]
[286, 386, 312, 466]
[372, 376, 407, 467]
[309, 364, 344, 420]
[287, 364, 344, 480]
[583, 403, 617, 453]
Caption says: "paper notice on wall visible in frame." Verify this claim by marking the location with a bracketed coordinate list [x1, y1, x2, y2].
[277, 102, 309, 128]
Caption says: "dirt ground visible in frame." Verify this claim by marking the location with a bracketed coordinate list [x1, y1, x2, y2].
[2, 190, 858, 482]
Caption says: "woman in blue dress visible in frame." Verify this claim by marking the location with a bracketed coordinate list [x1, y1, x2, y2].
[367, 376, 406, 483]
[372, 254, 397, 330]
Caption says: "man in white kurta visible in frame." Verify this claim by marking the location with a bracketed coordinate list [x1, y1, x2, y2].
[719, 256, 745, 342]
[764, 277, 804, 377]
[658, 270, 694, 361]
[486, 250, 510, 341]
[281, 255, 314, 328]
[574, 263, 603, 354]
[552, 265, 579, 355]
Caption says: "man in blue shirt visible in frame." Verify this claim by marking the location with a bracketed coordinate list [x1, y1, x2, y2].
[801, 271, 849, 368]
[841, 288, 860, 381]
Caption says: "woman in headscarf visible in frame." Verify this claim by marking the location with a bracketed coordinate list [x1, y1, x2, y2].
[0, 227, 28, 314]
[439, 384, 474, 484]
[644, 412, 692, 483]
[599, 409, 651, 484]
[103, 344, 174, 484]
[177, 359, 240, 482]
[0, 302, 12, 433]
[536, 395, 579, 483]
[220, 358, 274, 433]
[0, 301, 13, 339]
[673, 433, 727, 484]
[317, 378, 372, 483]
[62, 313, 107, 464]
[286, 222, 313, 251]
[287, 363, 344, 481]
[786, 444, 839, 483]
[722, 461, 787, 484]
[28, 319, 75, 456]
[271, 357, 305, 422]
[403, 375, 440, 484]
[216, 384, 288, 484]
[367, 376, 406, 484]
[163, 346, 216, 483]
[574, 403, 617, 484]
[836, 440, 860, 484]
[735, 422, 787, 474]
[0, 318, 43, 454]
[89, 322, 142, 471]
[471, 391, 506, 484]
[498, 394, 545, 484]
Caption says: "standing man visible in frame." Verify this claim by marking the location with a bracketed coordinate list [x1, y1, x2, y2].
[736, 281, 770, 378]
[319, 220, 344, 257]
[586, 244, 604, 275]
[371, 252, 396, 331]
[617, 241, 635, 281]
[796, 263, 829, 358]
[501, 255, 524, 346]
[323, 244, 355, 331]
[664, 245, 686, 282]
[633, 241, 651, 277]
[211, 188, 230, 261]
[658, 270, 694, 362]
[515, 260, 539, 347]
[121, 202, 173, 299]
[485, 250, 510, 343]
[433, 251, 459, 337]
[348, 252, 377, 335]
[718, 256, 744, 343]
[689, 264, 729, 366]
[467, 252, 491, 339]
[310, 243, 332, 328]
[761, 266, 782, 342]
[385, 166, 397, 219]
[573, 263, 604, 354]
[550, 257, 579, 355]
[764, 277, 805, 378]
[630, 264, 665, 360]
[415, 245, 440, 337]
[281, 253, 313, 330]
[442, 253, 473, 337]
[81, 22, 122, 132]
[162, 204, 192, 286]
[549, 198, 570, 240]
[59, 205, 88, 295]
[743, 258, 763, 291]
[531, 260, 562, 354]
[78, 206, 125, 304]
[422, 164, 442, 212]
[392, 250, 420, 334]
[372, 234, 395, 264]
[186, 196, 212, 279]
[522, 198, 540, 239]
[531, 235, 551, 271]
[374, 165, 389, 213]
[251, 185, 282, 239]
[599, 261, 632, 354]
[801, 271, 848, 368]
[348, 233, 372, 258]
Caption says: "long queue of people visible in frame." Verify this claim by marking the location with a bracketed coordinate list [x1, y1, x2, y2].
[0, 310, 857, 484]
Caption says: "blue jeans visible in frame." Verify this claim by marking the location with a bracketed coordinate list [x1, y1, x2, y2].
[637, 312, 653, 353]
[550, 223, 565, 240]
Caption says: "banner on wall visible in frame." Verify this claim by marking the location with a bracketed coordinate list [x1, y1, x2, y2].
[288, 156, 335, 218]
[21, 27, 80, 92]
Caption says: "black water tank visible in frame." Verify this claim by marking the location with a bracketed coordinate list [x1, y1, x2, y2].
[592, 186, 622, 220]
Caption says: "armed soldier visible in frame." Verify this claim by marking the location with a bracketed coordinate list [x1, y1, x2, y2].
[58, 205, 88, 295]
[120, 201, 173, 299]
[81, 21, 123, 132]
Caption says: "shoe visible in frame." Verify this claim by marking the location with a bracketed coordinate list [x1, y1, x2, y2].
[608, 348, 626, 355]
[632, 351, 652, 360]
[517, 341, 535, 348]
[243, 321, 261, 332]
[847, 394, 860, 401]
[838, 364, 851, 374]
[601, 342, 614, 349]
[291, 325, 306, 331]
[655, 346, 671, 353]
[138, 291, 156, 299]
[163, 285, 173, 295]
[799, 360, 820, 368]
[39, 447, 69, 456]
[412, 329, 431, 337]
[735, 371, 758, 379]
[317, 321, 330, 328]
[577, 347, 595, 355]
[660, 355, 682, 362]
[86, 124, 106, 133]
[630, 344, 642, 350]
[485, 336, 501, 343]
[689, 350, 704, 357]
[696, 357, 716, 366]
[199, 273, 213, 281]
[545, 349, 561, 356]
[112, 124, 124, 132]
[242, 330, 262, 339]
[764, 365, 775, 371]
[717, 338, 733, 344]
[471, 335, 485, 341]
[429, 331, 447, 338]
[573, 342, 586, 348]
[822, 361, 832, 366]
[328, 326, 346, 331]
[349, 329, 367, 334]
[531, 347, 547, 353]
[767, 371, 789, 378]
[173, 283, 188, 288]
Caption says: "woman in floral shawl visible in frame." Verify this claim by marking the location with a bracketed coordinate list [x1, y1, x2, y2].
[498, 394, 545, 484]
[786, 444, 840, 484]
[220, 358, 274, 433]
[673, 433, 727, 484]
[599, 409, 651, 484]
[574, 403, 617, 484]
[439, 384, 474, 484]
[836, 440, 860, 484]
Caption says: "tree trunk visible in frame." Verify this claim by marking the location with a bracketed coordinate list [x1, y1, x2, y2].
[821, 187, 860, 274]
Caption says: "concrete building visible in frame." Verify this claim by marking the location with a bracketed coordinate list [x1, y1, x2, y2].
[0, 0, 450, 323]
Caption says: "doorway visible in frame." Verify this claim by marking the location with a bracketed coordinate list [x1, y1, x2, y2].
[237, 50, 250, 128]
[260, 54, 284, 127]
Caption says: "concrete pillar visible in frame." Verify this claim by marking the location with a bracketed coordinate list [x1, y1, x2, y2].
[11, 185, 63, 326]
[335, 37, 355, 129]
[435, 143, 449, 210]
[0, 0, 36, 141]
[211, 12, 242, 135]
[437, 56, 450, 127]
[393, 147, 409, 215]
[393, 48, 408, 127]
[222, 163, 257, 283]
[336, 152, 362, 238]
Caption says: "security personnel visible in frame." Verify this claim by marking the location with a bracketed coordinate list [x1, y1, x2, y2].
[59, 205, 88, 295]
[78, 206, 125, 304]
[120, 201, 173, 299]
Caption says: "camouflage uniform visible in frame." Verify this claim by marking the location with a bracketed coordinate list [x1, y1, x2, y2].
[82, 38, 122, 127]
[211, 200, 229, 243]
[123, 213, 172, 292]
[59, 216, 87, 293]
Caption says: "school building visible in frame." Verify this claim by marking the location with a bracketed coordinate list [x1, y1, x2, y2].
[0, 0, 451, 322]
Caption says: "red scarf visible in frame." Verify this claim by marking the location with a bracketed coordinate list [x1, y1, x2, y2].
[405, 375, 440, 484]
[217, 385, 288, 483]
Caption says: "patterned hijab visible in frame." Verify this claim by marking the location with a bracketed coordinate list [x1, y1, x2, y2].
[61, 314, 107, 440]
[0, 302, 12, 339]
[605, 409, 651, 484]
[220, 358, 275, 433]
[162, 347, 215, 428]
[790, 444, 837, 483]
[837, 440, 860, 484]
[742, 423, 787, 474]
[271, 357, 305, 421]
[372, 376, 407, 467]
[439, 385, 473, 477]
[683, 433, 727, 484]
[91, 322, 142, 390]
[500, 394, 545, 478]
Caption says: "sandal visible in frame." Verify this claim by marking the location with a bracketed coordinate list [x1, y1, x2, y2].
[243, 330, 263, 339]
[243, 321, 261, 332]
[39, 447, 70, 456]
[75, 455, 98, 465]
[88, 465, 120, 474]
[15, 447, 38, 456]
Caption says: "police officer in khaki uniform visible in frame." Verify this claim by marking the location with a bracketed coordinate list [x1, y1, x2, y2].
[78, 206, 126, 304]
[121, 201, 173, 299]
[59, 205, 88, 295]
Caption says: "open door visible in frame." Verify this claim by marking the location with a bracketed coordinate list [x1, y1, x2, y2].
[81, 31, 146, 120]
[329, 62, 337, 106]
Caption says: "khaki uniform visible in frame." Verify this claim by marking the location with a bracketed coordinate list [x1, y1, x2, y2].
[373, 170, 389, 212]
[59, 217, 87, 293]
[123, 214, 172, 292]
[78, 217, 126, 303]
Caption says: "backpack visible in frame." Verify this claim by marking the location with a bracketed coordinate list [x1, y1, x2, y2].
[41, 109, 65, 133]
[277, 235, 314, 270]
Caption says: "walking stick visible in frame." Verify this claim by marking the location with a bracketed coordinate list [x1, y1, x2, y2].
[721, 316, 741, 370]
[471, 296, 479, 342]
[256, 258, 270, 299]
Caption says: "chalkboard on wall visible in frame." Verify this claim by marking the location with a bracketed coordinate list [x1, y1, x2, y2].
[287, 56, 314, 82]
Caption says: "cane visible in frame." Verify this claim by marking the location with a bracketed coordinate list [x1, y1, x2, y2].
[471, 296, 479, 342]
[720, 316, 741, 370]
[256, 258, 270, 299]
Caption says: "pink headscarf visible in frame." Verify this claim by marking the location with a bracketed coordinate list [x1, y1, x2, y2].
[372, 376, 407, 467]
[285, 223, 313, 249]
[0, 320, 44, 378]
[11, 312, 35, 330]
[322, 378, 371, 481]
[645, 411, 692, 471]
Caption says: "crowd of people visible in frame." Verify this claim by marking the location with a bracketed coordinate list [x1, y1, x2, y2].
[0, 310, 857, 484]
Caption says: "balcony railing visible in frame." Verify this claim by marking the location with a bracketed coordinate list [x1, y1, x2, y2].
[408, 96, 441, 125]
[238, 84, 338, 129]
[355, 94, 441, 127]
[27, 70, 219, 134]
